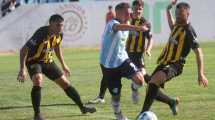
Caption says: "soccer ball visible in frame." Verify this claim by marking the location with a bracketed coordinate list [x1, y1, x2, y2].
[137, 111, 158, 120]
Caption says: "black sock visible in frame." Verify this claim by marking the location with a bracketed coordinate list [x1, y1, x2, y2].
[98, 77, 108, 99]
[64, 86, 84, 109]
[141, 83, 159, 112]
[144, 74, 151, 83]
[31, 86, 41, 115]
[156, 89, 172, 106]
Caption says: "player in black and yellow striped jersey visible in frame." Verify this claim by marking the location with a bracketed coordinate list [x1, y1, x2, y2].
[17, 14, 96, 120]
[126, 0, 153, 104]
[139, 1, 208, 117]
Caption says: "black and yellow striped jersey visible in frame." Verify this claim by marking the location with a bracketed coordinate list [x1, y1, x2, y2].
[25, 26, 63, 64]
[126, 17, 152, 53]
[157, 23, 199, 65]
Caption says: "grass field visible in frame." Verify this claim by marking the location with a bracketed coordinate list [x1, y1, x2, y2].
[0, 42, 214, 120]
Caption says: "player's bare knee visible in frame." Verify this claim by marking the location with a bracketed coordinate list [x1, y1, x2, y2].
[150, 71, 166, 86]
[56, 75, 71, 89]
[32, 74, 43, 86]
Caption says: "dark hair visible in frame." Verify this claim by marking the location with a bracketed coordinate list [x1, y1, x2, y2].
[115, 2, 130, 12]
[132, 0, 144, 7]
[108, 5, 112, 9]
[49, 14, 64, 23]
[176, 2, 190, 10]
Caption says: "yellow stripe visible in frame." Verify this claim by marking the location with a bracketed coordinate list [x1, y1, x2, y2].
[173, 31, 186, 62]
[44, 40, 51, 63]
[137, 31, 143, 52]
[163, 27, 183, 64]
[130, 20, 140, 52]
[159, 27, 183, 64]
[28, 42, 46, 61]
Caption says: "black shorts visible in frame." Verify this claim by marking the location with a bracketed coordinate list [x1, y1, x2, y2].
[26, 61, 63, 80]
[101, 59, 139, 96]
[152, 62, 184, 82]
[128, 52, 145, 69]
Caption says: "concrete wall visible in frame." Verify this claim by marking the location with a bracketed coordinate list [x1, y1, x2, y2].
[0, 0, 214, 51]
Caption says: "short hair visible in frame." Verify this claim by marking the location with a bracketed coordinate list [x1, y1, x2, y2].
[108, 5, 112, 9]
[49, 14, 64, 23]
[115, 2, 130, 12]
[132, 0, 144, 7]
[176, 2, 190, 10]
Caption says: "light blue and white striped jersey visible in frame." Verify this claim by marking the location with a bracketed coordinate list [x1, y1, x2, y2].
[100, 19, 129, 68]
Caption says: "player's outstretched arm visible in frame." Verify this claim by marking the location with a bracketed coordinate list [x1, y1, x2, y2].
[54, 45, 71, 77]
[166, 0, 177, 30]
[17, 45, 28, 82]
[145, 37, 153, 57]
[193, 48, 208, 87]
[113, 23, 149, 32]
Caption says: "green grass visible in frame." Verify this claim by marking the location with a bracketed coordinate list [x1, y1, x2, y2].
[0, 42, 215, 120]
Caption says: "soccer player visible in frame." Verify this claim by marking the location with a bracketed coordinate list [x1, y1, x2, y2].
[99, 2, 149, 120]
[106, 5, 116, 24]
[138, 0, 208, 116]
[17, 14, 96, 120]
[126, 0, 153, 104]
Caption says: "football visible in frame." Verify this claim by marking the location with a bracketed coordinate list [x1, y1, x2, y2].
[137, 111, 158, 120]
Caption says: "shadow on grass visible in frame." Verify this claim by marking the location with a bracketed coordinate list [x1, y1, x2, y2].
[0, 103, 76, 110]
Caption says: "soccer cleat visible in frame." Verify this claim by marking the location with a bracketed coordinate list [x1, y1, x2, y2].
[131, 84, 139, 104]
[169, 97, 180, 115]
[114, 111, 128, 120]
[88, 96, 105, 104]
[81, 105, 96, 114]
[34, 113, 45, 120]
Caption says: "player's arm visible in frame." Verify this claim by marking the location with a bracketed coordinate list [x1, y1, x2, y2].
[145, 22, 153, 57]
[193, 48, 208, 87]
[113, 23, 149, 32]
[54, 44, 71, 76]
[17, 45, 28, 82]
[166, 0, 177, 30]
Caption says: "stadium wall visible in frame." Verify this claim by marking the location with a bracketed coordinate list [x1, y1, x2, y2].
[0, 0, 214, 51]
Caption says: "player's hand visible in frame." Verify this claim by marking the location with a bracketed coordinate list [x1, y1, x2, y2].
[17, 69, 27, 83]
[63, 65, 71, 77]
[198, 73, 208, 87]
[139, 25, 149, 32]
[167, 0, 177, 10]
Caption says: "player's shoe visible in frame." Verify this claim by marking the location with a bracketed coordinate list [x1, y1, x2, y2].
[81, 105, 96, 114]
[169, 97, 180, 115]
[114, 111, 128, 120]
[131, 84, 139, 104]
[34, 113, 45, 120]
[88, 96, 105, 104]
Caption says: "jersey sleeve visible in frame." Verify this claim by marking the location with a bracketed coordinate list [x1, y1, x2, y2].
[145, 22, 152, 39]
[187, 25, 199, 49]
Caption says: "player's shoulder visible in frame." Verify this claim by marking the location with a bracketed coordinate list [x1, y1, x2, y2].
[185, 23, 197, 34]
[35, 26, 49, 36]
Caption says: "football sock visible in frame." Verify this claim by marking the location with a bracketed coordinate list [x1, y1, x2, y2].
[131, 82, 141, 91]
[98, 77, 108, 99]
[144, 74, 151, 83]
[111, 96, 121, 113]
[141, 83, 159, 112]
[156, 89, 172, 105]
[31, 86, 41, 115]
[64, 85, 84, 109]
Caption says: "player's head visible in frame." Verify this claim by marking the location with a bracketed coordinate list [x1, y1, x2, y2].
[49, 14, 64, 34]
[132, 0, 144, 18]
[108, 5, 113, 11]
[115, 2, 131, 23]
[175, 2, 190, 24]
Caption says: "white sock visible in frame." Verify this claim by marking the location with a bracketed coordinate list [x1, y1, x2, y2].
[111, 96, 121, 113]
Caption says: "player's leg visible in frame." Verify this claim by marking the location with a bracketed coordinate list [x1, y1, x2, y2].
[102, 65, 127, 120]
[27, 63, 45, 120]
[141, 70, 166, 112]
[89, 76, 107, 104]
[43, 62, 96, 114]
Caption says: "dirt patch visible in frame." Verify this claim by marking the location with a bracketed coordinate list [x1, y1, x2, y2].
[0, 50, 17, 56]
